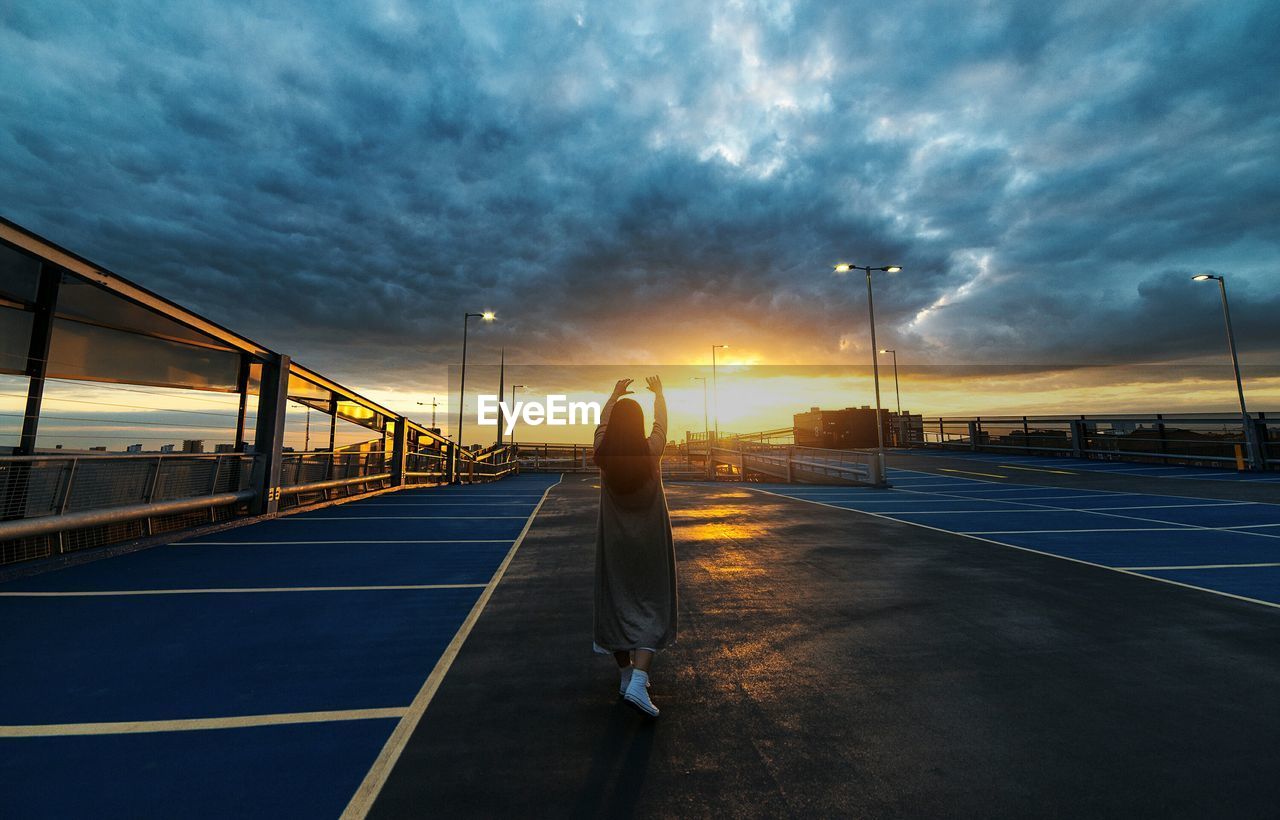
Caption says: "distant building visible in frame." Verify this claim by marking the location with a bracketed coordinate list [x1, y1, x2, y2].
[89, 446, 107, 452]
[887, 411, 925, 447]
[159, 444, 175, 453]
[793, 406, 891, 449]
[125, 443, 143, 453]
[182, 439, 204, 454]
[214, 443, 236, 453]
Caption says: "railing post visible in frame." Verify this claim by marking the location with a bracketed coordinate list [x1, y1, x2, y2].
[1070, 419, 1085, 458]
[968, 421, 979, 451]
[18, 263, 61, 456]
[868, 448, 885, 487]
[141, 456, 163, 536]
[53, 458, 78, 554]
[785, 446, 793, 483]
[391, 417, 408, 487]
[1245, 415, 1267, 471]
[250, 353, 290, 515]
[208, 456, 224, 523]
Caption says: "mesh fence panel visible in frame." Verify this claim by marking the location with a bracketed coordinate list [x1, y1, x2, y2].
[0, 454, 260, 567]
[0, 534, 54, 565]
[153, 458, 220, 501]
[1, 461, 69, 518]
[66, 459, 154, 510]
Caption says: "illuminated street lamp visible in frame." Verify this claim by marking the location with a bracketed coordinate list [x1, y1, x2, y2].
[509, 384, 526, 445]
[692, 376, 711, 477]
[456, 311, 495, 480]
[1192, 273, 1255, 466]
[835, 263, 901, 487]
[878, 349, 901, 417]
[711, 344, 729, 443]
[879, 348, 902, 448]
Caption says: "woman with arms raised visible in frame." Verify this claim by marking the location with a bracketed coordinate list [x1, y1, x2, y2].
[593, 375, 676, 718]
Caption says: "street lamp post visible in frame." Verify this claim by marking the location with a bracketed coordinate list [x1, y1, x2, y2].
[1192, 273, 1256, 468]
[456, 311, 495, 481]
[711, 344, 728, 443]
[879, 348, 901, 446]
[509, 384, 526, 445]
[879, 349, 901, 417]
[835, 262, 901, 487]
[692, 376, 711, 477]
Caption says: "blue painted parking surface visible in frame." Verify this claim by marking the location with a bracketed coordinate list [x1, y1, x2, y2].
[900, 449, 1280, 482]
[1, 719, 398, 819]
[756, 469, 1280, 607]
[0, 473, 561, 819]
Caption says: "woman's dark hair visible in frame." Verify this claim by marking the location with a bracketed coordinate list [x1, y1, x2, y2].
[596, 398, 655, 495]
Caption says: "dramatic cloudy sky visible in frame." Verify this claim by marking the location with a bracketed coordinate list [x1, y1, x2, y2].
[3, 0, 1278, 424]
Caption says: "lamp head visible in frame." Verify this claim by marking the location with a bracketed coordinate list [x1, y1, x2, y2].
[884, 266, 902, 273]
[1191, 274, 1215, 282]
[481, 311, 496, 320]
[833, 263, 852, 273]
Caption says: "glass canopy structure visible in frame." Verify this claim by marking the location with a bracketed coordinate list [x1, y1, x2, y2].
[0, 217, 510, 567]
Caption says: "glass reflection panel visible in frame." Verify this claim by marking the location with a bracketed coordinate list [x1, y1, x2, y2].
[47, 319, 240, 391]
[0, 243, 40, 302]
[287, 372, 331, 402]
[56, 275, 234, 350]
[0, 305, 33, 375]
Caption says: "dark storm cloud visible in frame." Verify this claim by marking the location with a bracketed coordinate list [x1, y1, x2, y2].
[2, 0, 1278, 395]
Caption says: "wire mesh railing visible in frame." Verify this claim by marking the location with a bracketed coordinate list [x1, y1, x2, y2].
[459, 444, 520, 481]
[909, 412, 1276, 470]
[710, 439, 882, 485]
[0, 453, 257, 566]
[278, 451, 391, 487]
[516, 442, 595, 472]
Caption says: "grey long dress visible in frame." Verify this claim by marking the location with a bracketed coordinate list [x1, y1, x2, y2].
[592, 391, 678, 653]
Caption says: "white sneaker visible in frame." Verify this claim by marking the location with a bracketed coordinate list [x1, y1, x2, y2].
[619, 667, 633, 696]
[623, 671, 659, 717]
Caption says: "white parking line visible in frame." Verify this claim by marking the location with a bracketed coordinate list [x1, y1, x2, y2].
[1124, 562, 1280, 571]
[0, 584, 488, 597]
[0, 708, 407, 738]
[182, 540, 512, 545]
[891, 486, 1280, 540]
[749, 486, 1280, 611]
[1080, 502, 1253, 511]
[963, 527, 1193, 534]
[340, 475, 564, 818]
[286, 511, 529, 516]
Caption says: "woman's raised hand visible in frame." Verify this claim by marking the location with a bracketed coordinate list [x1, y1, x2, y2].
[645, 375, 663, 394]
[612, 378, 635, 397]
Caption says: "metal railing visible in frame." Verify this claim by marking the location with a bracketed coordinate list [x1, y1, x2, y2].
[405, 451, 449, 485]
[909, 413, 1276, 470]
[277, 451, 395, 508]
[516, 442, 595, 472]
[710, 439, 882, 485]
[458, 444, 520, 481]
[0, 453, 257, 565]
